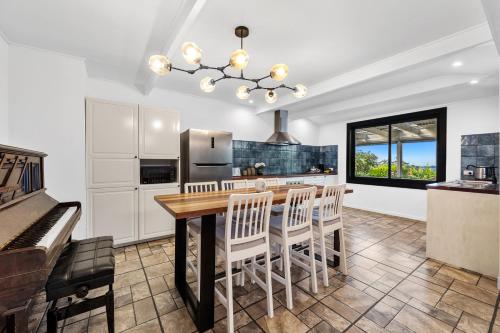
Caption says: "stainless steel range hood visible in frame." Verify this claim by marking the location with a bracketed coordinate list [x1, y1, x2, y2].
[265, 110, 301, 145]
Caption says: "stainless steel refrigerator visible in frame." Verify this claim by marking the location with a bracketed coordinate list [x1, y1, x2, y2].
[180, 129, 233, 191]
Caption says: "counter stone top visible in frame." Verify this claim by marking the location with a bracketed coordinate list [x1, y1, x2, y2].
[426, 181, 499, 195]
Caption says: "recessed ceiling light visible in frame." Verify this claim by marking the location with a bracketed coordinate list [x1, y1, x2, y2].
[469, 79, 479, 85]
[452, 61, 463, 67]
[248, 99, 254, 104]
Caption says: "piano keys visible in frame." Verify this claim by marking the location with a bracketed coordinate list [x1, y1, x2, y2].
[0, 145, 81, 333]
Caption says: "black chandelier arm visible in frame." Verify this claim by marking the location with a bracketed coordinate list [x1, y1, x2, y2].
[248, 84, 296, 92]
[170, 62, 297, 93]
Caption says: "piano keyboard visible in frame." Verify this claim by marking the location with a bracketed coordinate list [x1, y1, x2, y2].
[4, 205, 76, 250]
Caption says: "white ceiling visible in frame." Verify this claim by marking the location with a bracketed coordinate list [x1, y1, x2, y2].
[0, 0, 497, 123]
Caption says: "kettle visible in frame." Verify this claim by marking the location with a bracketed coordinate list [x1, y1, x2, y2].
[466, 165, 498, 184]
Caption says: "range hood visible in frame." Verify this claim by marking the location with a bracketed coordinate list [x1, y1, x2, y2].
[265, 110, 301, 145]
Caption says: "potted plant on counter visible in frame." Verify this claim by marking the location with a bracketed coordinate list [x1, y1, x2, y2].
[255, 162, 266, 176]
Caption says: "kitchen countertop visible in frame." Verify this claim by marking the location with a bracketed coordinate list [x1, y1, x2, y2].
[426, 181, 499, 195]
[233, 173, 336, 180]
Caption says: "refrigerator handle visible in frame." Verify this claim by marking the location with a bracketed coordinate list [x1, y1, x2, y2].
[193, 163, 232, 167]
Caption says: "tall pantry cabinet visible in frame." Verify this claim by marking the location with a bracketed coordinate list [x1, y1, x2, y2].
[86, 98, 180, 245]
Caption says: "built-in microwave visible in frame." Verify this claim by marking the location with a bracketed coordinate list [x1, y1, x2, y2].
[140, 159, 177, 184]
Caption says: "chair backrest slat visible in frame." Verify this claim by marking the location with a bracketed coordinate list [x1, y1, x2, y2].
[225, 191, 273, 249]
[281, 186, 316, 233]
[184, 181, 219, 194]
[221, 179, 248, 190]
[319, 184, 345, 223]
[264, 178, 279, 187]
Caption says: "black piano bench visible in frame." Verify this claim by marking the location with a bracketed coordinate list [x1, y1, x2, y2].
[45, 236, 115, 333]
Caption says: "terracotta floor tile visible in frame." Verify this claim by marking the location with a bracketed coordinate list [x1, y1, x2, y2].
[296, 309, 322, 328]
[456, 312, 497, 333]
[393, 305, 453, 333]
[133, 297, 157, 325]
[450, 279, 498, 305]
[274, 286, 317, 315]
[159, 308, 197, 333]
[476, 276, 499, 293]
[321, 295, 361, 322]
[394, 279, 443, 306]
[441, 290, 495, 322]
[332, 284, 377, 313]
[355, 317, 386, 333]
[364, 302, 399, 327]
[257, 307, 309, 333]
[437, 266, 480, 285]
[37, 207, 499, 333]
[310, 302, 351, 332]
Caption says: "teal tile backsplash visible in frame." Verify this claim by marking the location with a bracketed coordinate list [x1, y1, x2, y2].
[232, 140, 338, 175]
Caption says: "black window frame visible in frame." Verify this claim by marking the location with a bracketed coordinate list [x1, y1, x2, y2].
[346, 107, 447, 190]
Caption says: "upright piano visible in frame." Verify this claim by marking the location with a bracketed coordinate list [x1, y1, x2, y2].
[0, 145, 81, 333]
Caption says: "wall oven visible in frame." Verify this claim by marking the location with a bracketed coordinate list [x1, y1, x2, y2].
[140, 159, 177, 185]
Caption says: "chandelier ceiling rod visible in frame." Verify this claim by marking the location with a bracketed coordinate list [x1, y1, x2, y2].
[148, 25, 307, 103]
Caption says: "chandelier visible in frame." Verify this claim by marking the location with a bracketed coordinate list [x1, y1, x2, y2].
[148, 26, 307, 104]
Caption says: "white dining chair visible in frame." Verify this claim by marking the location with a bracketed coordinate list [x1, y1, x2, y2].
[215, 191, 274, 333]
[184, 181, 219, 300]
[269, 186, 318, 309]
[221, 179, 248, 190]
[312, 184, 348, 286]
[264, 178, 280, 187]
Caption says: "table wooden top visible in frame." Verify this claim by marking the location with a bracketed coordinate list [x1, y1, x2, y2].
[155, 184, 353, 219]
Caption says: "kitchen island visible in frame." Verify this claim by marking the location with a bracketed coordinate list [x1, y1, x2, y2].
[426, 181, 499, 279]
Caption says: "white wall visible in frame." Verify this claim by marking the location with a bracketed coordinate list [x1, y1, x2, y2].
[0, 34, 8, 143]
[319, 96, 499, 220]
[8, 45, 88, 237]
[86, 78, 319, 145]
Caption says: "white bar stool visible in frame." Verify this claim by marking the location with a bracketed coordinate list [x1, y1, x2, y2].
[184, 181, 219, 300]
[312, 184, 348, 286]
[214, 191, 274, 333]
[221, 179, 248, 190]
[269, 186, 318, 310]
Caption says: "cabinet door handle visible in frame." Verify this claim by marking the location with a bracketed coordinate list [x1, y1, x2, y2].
[134, 155, 138, 159]
[135, 187, 138, 190]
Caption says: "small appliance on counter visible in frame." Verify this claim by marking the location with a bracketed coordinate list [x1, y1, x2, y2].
[465, 165, 497, 184]
[232, 168, 241, 177]
[140, 159, 178, 184]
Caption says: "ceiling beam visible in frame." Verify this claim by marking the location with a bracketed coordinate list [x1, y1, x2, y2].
[135, 0, 207, 95]
[257, 23, 492, 114]
[482, 0, 500, 55]
[291, 74, 480, 120]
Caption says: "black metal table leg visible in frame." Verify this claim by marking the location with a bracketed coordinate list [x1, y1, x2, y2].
[174, 215, 216, 332]
[174, 218, 187, 289]
[197, 214, 216, 330]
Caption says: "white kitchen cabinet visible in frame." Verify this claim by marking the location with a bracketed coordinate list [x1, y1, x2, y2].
[304, 176, 326, 185]
[139, 106, 180, 159]
[86, 98, 139, 188]
[86, 98, 138, 159]
[87, 158, 138, 188]
[88, 187, 138, 245]
[324, 175, 338, 185]
[139, 184, 178, 240]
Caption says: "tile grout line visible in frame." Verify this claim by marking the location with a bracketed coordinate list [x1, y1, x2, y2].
[288, 216, 423, 331]
[489, 293, 500, 333]
[136, 245, 167, 333]
[341, 256, 428, 332]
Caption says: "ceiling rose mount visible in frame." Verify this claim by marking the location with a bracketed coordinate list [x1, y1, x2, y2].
[148, 25, 307, 103]
[234, 26, 249, 39]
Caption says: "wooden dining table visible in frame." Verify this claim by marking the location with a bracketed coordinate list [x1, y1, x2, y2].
[155, 184, 353, 332]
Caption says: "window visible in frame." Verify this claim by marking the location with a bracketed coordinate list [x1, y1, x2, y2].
[347, 108, 446, 189]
